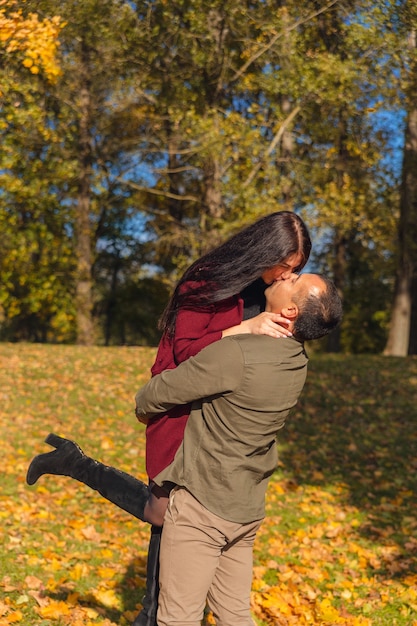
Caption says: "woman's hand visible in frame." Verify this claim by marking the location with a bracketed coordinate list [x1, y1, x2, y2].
[222, 312, 292, 339]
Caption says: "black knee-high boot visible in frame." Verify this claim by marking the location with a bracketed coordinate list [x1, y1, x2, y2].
[26, 433, 151, 521]
[132, 525, 161, 626]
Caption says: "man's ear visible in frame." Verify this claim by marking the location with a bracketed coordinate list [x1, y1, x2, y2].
[281, 304, 298, 320]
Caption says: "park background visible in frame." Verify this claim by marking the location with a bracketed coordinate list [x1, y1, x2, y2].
[1, 1, 417, 624]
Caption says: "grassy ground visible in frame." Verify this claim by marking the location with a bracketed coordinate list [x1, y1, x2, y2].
[0, 343, 416, 625]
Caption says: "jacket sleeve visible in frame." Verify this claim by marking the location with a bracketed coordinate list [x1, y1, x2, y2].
[136, 338, 243, 417]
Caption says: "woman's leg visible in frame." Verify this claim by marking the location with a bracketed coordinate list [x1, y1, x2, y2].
[27, 435, 168, 626]
[26, 433, 167, 523]
[132, 524, 162, 626]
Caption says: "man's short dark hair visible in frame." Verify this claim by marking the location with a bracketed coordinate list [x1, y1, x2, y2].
[293, 276, 343, 341]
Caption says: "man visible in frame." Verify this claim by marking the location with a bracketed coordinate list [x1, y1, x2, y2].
[135, 273, 342, 626]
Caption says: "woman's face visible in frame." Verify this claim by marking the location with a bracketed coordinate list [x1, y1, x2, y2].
[261, 252, 304, 284]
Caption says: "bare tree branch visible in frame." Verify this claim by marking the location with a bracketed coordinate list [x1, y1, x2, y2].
[117, 177, 199, 202]
[231, 0, 341, 83]
[242, 105, 301, 188]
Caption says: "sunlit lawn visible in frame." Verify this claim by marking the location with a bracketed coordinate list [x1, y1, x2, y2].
[0, 344, 416, 625]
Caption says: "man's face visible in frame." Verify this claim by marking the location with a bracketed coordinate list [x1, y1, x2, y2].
[264, 273, 325, 313]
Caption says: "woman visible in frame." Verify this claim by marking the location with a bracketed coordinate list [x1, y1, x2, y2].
[26, 210, 311, 625]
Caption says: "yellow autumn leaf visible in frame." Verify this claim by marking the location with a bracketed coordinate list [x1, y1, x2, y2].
[252, 578, 268, 592]
[98, 548, 114, 559]
[83, 606, 100, 619]
[96, 565, 116, 579]
[5, 610, 23, 623]
[315, 597, 345, 623]
[66, 592, 80, 605]
[38, 600, 71, 618]
[94, 588, 119, 608]
[352, 618, 372, 626]
[252, 566, 267, 580]
[261, 590, 293, 616]
[81, 524, 102, 541]
[69, 562, 90, 581]
[0, 6, 64, 80]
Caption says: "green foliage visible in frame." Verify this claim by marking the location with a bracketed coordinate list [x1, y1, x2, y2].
[0, 0, 411, 350]
[0, 67, 77, 341]
[95, 275, 170, 346]
[339, 243, 395, 353]
[0, 0, 156, 342]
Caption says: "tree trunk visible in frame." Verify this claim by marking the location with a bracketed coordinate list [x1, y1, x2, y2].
[327, 232, 346, 352]
[203, 156, 223, 221]
[327, 109, 350, 353]
[75, 44, 95, 346]
[384, 76, 417, 355]
[200, 154, 225, 252]
[384, 272, 412, 356]
[104, 259, 121, 346]
[409, 274, 417, 353]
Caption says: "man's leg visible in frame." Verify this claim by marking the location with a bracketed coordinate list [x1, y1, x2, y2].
[157, 488, 227, 626]
[207, 519, 262, 626]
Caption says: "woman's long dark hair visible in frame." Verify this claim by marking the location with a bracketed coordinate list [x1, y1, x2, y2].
[159, 211, 311, 336]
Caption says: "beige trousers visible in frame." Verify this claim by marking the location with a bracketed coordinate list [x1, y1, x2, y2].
[157, 487, 262, 626]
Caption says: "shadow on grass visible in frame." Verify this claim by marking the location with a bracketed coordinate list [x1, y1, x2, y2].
[117, 555, 147, 621]
[277, 354, 417, 578]
[43, 554, 146, 623]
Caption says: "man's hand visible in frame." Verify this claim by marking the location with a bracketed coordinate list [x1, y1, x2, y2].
[135, 406, 150, 425]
